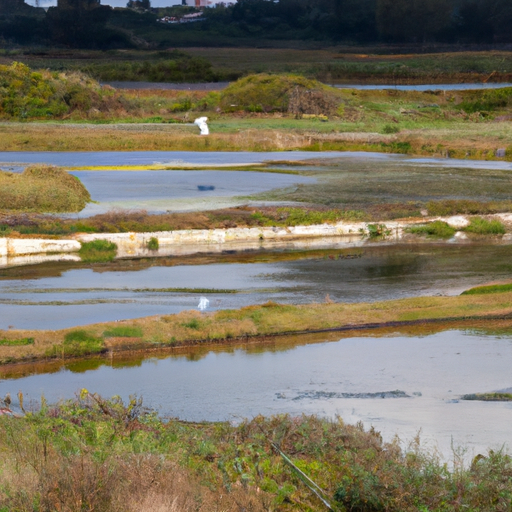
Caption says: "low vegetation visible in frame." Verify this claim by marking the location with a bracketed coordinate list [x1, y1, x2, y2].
[0, 165, 91, 213]
[103, 326, 143, 338]
[464, 217, 506, 235]
[462, 283, 512, 296]
[146, 236, 159, 250]
[0, 393, 511, 511]
[78, 240, 118, 263]
[0, 337, 34, 346]
[4, 292, 512, 365]
[462, 392, 512, 401]
[218, 73, 341, 116]
[408, 220, 456, 238]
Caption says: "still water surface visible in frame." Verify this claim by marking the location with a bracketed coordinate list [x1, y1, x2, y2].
[2, 242, 512, 330]
[2, 329, 512, 458]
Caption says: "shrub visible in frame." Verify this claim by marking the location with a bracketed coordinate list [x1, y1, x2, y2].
[408, 221, 456, 238]
[362, 224, 391, 238]
[464, 217, 506, 235]
[0, 62, 110, 120]
[459, 87, 512, 113]
[79, 240, 118, 263]
[147, 236, 159, 250]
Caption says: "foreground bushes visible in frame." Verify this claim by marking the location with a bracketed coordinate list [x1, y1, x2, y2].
[0, 165, 91, 213]
[0, 393, 511, 511]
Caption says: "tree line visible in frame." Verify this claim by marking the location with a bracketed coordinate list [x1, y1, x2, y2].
[205, 0, 512, 44]
[1, 0, 512, 48]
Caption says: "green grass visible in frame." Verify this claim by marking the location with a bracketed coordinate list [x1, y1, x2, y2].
[461, 392, 512, 401]
[464, 217, 506, 235]
[462, 283, 512, 296]
[0, 337, 34, 346]
[103, 326, 143, 338]
[48, 329, 105, 357]
[408, 221, 456, 238]
[79, 240, 118, 263]
[427, 199, 512, 216]
[250, 207, 364, 227]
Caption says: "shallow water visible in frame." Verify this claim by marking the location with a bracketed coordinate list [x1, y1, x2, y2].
[2, 242, 512, 330]
[2, 329, 512, 458]
[71, 169, 315, 215]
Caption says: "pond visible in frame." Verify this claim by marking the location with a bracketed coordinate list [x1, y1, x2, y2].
[2, 328, 512, 459]
[2, 242, 512, 330]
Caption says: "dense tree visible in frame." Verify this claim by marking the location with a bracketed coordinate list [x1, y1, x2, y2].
[376, 0, 453, 42]
[46, 0, 113, 47]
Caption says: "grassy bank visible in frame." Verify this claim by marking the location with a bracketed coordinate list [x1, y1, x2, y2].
[3, 291, 512, 365]
[1, 393, 511, 511]
[0, 165, 91, 213]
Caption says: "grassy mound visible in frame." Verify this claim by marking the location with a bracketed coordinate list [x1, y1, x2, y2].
[0, 62, 120, 120]
[0, 165, 91, 213]
[218, 73, 341, 116]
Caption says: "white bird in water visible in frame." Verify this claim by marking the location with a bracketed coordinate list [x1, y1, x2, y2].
[194, 117, 209, 135]
[198, 297, 210, 311]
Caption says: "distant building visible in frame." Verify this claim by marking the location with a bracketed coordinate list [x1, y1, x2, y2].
[181, 0, 220, 6]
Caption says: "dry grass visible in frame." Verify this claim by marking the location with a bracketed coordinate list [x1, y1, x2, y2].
[0, 165, 91, 213]
[1, 118, 511, 156]
[2, 292, 512, 365]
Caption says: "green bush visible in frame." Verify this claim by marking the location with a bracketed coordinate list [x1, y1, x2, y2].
[147, 236, 159, 250]
[464, 217, 506, 235]
[363, 224, 391, 238]
[0, 62, 110, 120]
[79, 240, 118, 263]
[408, 221, 456, 238]
[459, 87, 512, 113]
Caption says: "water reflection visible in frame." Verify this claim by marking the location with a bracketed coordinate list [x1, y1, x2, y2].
[1, 242, 512, 330]
[2, 326, 512, 458]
